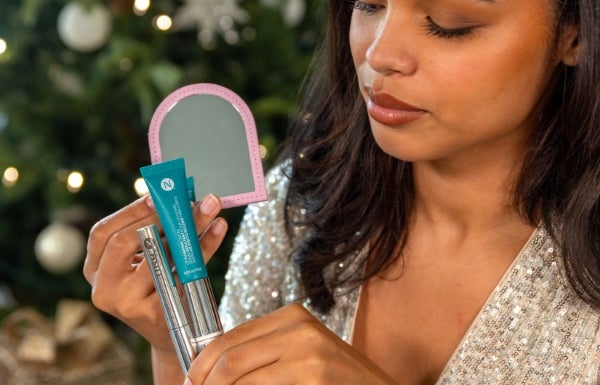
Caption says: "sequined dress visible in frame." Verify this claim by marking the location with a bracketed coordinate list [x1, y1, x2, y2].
[219, 163, 600, 384]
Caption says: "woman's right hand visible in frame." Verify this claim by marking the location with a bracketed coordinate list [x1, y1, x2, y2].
[83, 193, 228, 358]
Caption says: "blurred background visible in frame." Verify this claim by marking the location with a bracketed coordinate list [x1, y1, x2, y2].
[0, 0, 321, 383]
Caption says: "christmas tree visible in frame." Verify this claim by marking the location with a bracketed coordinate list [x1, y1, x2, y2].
[0, 0, 322, 382]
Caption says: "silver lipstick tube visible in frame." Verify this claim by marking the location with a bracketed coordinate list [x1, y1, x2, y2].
[137, 224, 196, 373]
[183, 278, 224, 352]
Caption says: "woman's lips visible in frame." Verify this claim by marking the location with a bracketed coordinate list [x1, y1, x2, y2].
[366, 92, 427, 127]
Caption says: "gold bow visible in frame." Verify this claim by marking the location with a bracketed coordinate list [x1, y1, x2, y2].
[2, 299, 114, 369]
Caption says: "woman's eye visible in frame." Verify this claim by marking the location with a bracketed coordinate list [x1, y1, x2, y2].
[352, 0, 380, 15]
[424, 16, 476, 39]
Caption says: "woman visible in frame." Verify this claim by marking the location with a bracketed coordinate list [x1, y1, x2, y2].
[84, 0, 600, 383]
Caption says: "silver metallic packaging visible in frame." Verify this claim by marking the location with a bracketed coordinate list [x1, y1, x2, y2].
[137, 224, 196, 373]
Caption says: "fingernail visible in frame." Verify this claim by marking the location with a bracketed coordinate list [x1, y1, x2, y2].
[210, 219, 226, 236]
[200, 194, 218, 215]
[183, 377, 193, 385]
[145, 195, 155, 210]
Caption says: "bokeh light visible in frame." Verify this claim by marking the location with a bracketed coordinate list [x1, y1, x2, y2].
[134, 177, 148, 197]
[154, 15, 172, 31]
[133, 0, 150, 16]
[2, 166, 19, 187]
[66, 171, 84, 192]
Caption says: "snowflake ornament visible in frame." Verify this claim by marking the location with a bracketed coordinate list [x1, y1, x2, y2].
[172, 0, 250, 46]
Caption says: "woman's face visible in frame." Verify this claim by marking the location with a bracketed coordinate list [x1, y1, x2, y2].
[350, 0, 576, 165]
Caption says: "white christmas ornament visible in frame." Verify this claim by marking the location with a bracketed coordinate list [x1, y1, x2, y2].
[172, 0, 249, 46]
[57, 2, 112, 52]
[34, 222, 86, 274]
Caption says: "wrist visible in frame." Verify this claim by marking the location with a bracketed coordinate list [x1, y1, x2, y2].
[151, 346, 186, 385]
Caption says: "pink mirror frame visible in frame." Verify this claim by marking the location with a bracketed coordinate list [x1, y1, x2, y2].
[148, 83, 267, 208]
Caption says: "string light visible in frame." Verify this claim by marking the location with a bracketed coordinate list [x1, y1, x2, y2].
[154, 15, 173, 31]
[0, 38, 6, 56]
[66, 171, 84, 193]
[133, 0, 150, 16]
[259, 144, 268, 159]
[134, 177, 148, 196]
[2, 166, 19, 187]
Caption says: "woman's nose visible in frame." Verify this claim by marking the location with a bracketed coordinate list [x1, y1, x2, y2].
[365, 12, 418, 76]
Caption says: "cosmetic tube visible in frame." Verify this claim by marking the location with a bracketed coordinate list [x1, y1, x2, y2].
[137, 224, 195, 373]
[140, 158, 223, 352]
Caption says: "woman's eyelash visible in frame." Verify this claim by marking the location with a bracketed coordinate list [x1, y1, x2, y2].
[424, 16, 476, 39]
[352, 0, 379, 14]
[351, 3, 477, 40]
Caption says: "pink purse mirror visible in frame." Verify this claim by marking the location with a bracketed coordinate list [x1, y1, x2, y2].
[148, 83, 267, 208]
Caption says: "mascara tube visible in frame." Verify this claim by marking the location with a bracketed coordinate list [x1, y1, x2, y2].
[137, 224, 195, 373]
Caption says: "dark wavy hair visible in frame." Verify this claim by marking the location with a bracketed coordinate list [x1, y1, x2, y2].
[281, 0, 600, 313]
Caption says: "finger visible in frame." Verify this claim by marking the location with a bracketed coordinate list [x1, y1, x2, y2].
[201, 318, 319, 385]
[92, 213, 161, 281]
[193, 194, 222, 235]
[84, 195, 156, 282]
[231, 363, 295, 385]
[197, 306, 338, 385]
[189, 304, 312, 384]
[199, 218, 228, 263]
[200, 333, 281, 385]
[92, 256, 155, 313]
[88, 215, 165, 319]
[203, 318, 376, 385]
[191, 194, 227, 263]
[92, 236, 156, 300]
[91, 244, 176, 353]
[231, 358, 359, 385]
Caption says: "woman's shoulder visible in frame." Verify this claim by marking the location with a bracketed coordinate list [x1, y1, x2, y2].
[264, 159, 293, 200]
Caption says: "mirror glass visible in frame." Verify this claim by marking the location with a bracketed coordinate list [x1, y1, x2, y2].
[148, 83, 267, 208]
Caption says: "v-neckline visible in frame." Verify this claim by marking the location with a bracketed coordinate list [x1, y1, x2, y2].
[432, 225, 541, 382]
[346, 225, 542, 383]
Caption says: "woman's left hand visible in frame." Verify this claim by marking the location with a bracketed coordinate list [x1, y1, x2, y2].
[185, 303, 398, 385]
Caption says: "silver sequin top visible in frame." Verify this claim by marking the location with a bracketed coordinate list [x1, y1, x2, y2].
[219, 163, 600, 384]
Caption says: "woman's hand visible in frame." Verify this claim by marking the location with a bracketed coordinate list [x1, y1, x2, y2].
[83, 193, 227, 358]
[185, 303, 399, 385]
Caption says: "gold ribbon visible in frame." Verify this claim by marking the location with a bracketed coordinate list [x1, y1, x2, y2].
[2, 299, 114, 368]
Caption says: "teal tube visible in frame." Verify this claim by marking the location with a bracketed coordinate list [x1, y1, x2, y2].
[140, 158, 207, 283]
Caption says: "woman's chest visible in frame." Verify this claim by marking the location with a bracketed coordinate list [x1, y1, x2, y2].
[352, 255, 511, 385]
[340, 228, 600, 385]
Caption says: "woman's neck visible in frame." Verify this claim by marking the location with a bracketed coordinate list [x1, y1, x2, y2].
[410, 150, 530, 236]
